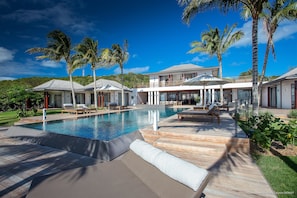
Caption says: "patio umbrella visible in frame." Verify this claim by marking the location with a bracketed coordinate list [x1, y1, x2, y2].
[183, 73, 230, 108]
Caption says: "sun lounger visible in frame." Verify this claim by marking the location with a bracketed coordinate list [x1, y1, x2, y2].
[61, 104, 85, 115]
[26, 139, 210, 198]
[61, 104, 97, 115]
[178, 104, 220, 123]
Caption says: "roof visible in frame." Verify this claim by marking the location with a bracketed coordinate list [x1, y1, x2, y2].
[85, 79, 131, 91]
[266, 67, 297, 84]
[149, 64, 219, 75]
[32, 79, 85, 92]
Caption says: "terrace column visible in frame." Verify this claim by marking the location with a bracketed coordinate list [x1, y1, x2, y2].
[154, 91, 157, 105]
[148, 92, 151, 105]
[200, 89, 203, 106]
[212, 89, 215, 104]
[44, 92, 49, 109]
[208, 89, 211, 105]
[156, 91, 160, 105]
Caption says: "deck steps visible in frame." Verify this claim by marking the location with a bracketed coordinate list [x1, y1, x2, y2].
[158, 130, 249, 153]
[141, 131, 159, 144]
[154, 137, 227, 156]
[152, 138, 227, 169]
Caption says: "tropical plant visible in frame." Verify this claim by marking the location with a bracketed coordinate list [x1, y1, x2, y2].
[244, 112, 294, 149]
[178, 0, 268, 115]
[258, 0, 297, 105]
[109, 40, 129, 106]
[26, 30, 82, 107]
[188, 24, 244, 104]
[76, 38, 100, 109]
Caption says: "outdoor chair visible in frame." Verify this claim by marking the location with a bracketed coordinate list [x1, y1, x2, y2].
[26, 139, 210, 198]
[61, 103, 85, 115]
[177, 103, 220, 123]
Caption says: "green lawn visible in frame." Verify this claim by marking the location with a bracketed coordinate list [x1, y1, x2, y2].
[255, 155, 297, 198]
[0, 109, 62, 126]
[0, 111, 19, 126]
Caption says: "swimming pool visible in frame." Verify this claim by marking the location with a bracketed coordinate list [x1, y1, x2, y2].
[22, 107, 186, 141]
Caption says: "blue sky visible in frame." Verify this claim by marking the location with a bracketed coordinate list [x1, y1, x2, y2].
[0, 0, 296, 81]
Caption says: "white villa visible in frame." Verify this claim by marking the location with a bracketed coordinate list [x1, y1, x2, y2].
[33, 64, 297, 110]
[33, 79, 132, 108]
[136, 64, 253, 106]
[261, 67, 297, 109]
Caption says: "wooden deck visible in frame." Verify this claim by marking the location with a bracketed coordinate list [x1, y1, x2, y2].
[139, 112, 276, 198]
[0, 111, 277, 198]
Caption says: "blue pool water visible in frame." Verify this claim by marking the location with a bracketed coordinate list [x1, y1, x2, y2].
[22, 108, 186, 141]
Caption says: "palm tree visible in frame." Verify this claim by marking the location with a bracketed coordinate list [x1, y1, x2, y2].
[110, 40, 129, 106]
[76, 38, 100, 110]
[258, 0, 297, 105]
[26, 30, 80, 107]
[188, 24, 244, 104]
[178, 0, 267, 115]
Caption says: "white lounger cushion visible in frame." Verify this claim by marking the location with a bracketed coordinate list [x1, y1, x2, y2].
[130, 139, 208, 191]
[130, 139, 162, 164]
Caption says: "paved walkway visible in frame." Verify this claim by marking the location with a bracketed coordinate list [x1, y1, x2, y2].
[0, 108, 278, 198]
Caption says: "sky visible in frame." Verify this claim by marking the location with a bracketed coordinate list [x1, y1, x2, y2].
[0, 0, 297, 81]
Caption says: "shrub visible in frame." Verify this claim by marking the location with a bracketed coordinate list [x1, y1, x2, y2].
[246, 112, 292, 149]
[288, 109, 297, 118]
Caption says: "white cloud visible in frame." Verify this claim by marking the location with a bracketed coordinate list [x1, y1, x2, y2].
[191, 55, 209, 63]
[113, 66, 150, 74]
[0, 58, 61, 78]
[41, 60, 62, 68]
[0, 47, 15, 62]
[233, 20, 297, 47]
[0, 77, 16, 81]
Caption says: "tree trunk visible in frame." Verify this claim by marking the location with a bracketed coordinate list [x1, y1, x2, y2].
[219, 58, 224, 104]
[121, 66, 124, 107]
[259, 39, 270, 107]
[69, 73, 76, 107]
[252, 18, 259, 115]
[93, 69, 98, 110]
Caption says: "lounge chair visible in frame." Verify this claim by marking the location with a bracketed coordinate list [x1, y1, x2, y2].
[77, 104, 96, 113]
[177, 104, 220, 123]
[26, 139, 210, 198]
[61, 103, 85, 115]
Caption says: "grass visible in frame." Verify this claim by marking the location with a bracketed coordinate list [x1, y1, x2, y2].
[254, 154, 297, 197]
[0, 111, 19, 126]
[0, 109, 62, 126]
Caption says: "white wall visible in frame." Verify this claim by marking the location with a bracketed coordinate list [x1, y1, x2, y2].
[149, 75, 159, 88]
[85, 92, 91, 105]
[232, 89, 238, 102]
[281, 80, 294, 109]
[64, 92, 72, 104]
[261, 86, 268, 107]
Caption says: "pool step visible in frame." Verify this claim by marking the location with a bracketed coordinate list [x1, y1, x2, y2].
[153, 138, 227, 158]
[152, 138, 227, 169]
[140, 128, 250, 154]
[156, 131, 250, 154]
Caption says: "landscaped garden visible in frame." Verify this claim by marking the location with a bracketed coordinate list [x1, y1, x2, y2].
[238, 111, 297, 198]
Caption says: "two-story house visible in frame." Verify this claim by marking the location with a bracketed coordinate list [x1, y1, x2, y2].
[136, 64, 253, 106]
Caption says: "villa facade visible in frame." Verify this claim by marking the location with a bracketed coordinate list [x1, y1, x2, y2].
[135, 64, 253, 106]
[261, 67, 297, 109]
[33, 79, 132, 108]
[33, 64, 297, 110]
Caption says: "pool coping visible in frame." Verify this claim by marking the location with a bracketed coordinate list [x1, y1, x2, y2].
[2, 126, 143, 161]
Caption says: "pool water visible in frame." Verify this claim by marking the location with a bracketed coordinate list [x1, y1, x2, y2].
[22, 108, 186, 141]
